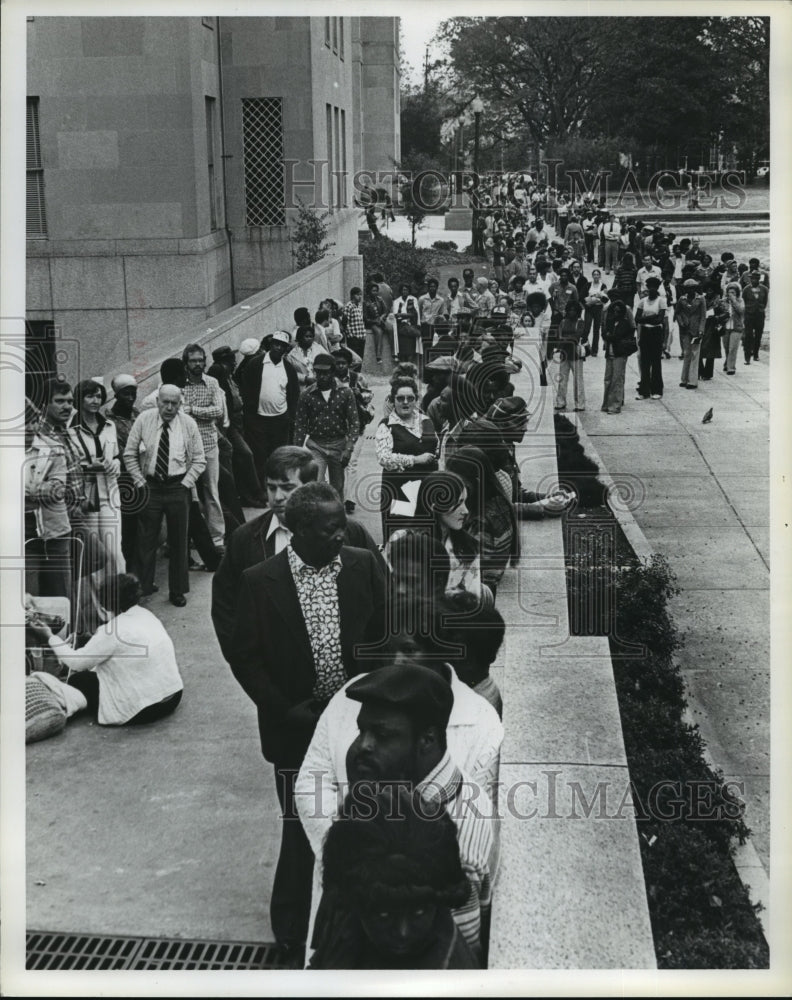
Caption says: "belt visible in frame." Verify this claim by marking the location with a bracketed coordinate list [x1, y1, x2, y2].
[146, 474, 185, 486]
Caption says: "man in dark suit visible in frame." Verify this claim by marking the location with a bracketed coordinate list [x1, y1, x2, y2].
[229, 481, 387, 964]
[238, 330, 300, 489]
[211, 446, 383, 661]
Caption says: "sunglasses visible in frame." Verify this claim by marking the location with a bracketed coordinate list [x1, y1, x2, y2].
[395, 395, 416, 403]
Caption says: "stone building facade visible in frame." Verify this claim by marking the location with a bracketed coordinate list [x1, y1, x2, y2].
[25, 15, 400, 381]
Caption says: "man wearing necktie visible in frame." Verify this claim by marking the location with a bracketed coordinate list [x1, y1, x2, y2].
[124, 385, 206, 607]
[229, 482, 387, 966]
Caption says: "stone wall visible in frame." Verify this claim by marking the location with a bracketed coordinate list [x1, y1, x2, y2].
[86, 253, 364, 395]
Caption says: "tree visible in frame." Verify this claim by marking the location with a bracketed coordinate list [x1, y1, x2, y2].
[398, 170, 428, 247]
[292, 197, 334, 271]
[438, 17, 611, 146]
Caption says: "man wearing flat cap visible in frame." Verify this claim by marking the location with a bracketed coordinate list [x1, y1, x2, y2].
[238, 330, 300, 488]
[299, 661, 498, 965]
[293, 353, 359, 500]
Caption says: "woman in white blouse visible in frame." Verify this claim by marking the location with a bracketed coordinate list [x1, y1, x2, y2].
[374, 377, 438, 542]
[28, 573, 183, 726]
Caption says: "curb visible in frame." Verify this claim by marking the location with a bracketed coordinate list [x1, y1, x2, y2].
[570, 415, 770, 943]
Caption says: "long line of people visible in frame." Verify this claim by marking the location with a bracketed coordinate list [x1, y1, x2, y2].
[24, 224, 768, 969]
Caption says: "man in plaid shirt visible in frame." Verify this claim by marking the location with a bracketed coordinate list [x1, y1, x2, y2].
[341, 287, 365, 359]
[182, 343, 226, 550]
[293, 354, 359, 498]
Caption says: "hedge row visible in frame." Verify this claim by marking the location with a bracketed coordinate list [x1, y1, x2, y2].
[361, 235, 479, 290]
[554, 414, 768, 969]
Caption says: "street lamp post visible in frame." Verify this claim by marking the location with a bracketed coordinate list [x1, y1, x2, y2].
[471, 97, 484, 181]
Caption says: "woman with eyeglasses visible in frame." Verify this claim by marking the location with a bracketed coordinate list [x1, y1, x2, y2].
[374, 377, 438, 542]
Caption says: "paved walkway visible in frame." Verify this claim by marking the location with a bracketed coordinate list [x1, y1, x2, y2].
[25, 224, 771, 947]
[575, 348, 770, 872]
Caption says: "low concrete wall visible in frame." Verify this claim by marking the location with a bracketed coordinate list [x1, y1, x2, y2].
[90, 253, 363, 396]
[487, 335, 656, 969]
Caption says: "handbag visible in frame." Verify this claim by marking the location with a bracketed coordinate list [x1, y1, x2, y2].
[82, 469, 101, 512]
[622, 338, 638, 357]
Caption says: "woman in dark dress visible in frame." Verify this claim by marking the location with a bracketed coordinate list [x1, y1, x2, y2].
[374, 377, 438, 542]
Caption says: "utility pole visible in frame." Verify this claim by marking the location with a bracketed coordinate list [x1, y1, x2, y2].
[424, 45, 429, 92]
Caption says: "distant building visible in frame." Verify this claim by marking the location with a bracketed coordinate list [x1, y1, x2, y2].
[26, 15, 400, 381]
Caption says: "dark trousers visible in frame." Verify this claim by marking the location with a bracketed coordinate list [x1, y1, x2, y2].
[226, 424, 263, 502]
[117, 473, 142, 569]
[244, 413, 292, 493]
[189, 501, 222, 571]
[26, 535, 72, 601]
[584, 232, 595, 262]
[699, 356, 715, 379]
[584, 305, 603, 355]
[135, 481, 190, 596]
[638, 328, 664, 397]
[744, 312, 765, 359]
[68, 671, 182, 724]
[271, 765, 315, 948]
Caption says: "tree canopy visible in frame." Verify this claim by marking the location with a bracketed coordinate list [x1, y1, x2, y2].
[425, 15, 769, 172]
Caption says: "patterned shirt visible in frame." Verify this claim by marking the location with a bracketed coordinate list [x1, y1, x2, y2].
[293, 382, 359, 452]
[341, 300, 365, 340]
[287, 544, 346, 701]
[182, 373, 223, 454]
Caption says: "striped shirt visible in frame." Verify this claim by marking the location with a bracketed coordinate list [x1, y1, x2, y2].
[417, 752, 497, 959]
[182, 374, 223, 454]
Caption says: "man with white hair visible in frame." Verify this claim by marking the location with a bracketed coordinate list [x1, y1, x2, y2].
[124, 385, 206, 607]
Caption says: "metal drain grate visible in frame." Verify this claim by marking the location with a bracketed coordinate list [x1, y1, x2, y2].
[27, 931, 286, 971]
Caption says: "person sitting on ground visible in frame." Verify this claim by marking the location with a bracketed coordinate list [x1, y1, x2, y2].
[27, 572, 184, 726]
[310, 786, 477, 969]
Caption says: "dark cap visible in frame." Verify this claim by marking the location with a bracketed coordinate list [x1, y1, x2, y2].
[345, 663, 453, 732]
[212, 346, 236, 363]
[311, 352, 336, 370]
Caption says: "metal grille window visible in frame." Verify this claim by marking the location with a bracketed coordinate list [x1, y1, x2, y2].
[27, 97, 47, 239]
[242, 98, 286, 227]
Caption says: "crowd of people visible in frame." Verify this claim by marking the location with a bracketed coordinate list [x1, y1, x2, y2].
[23, 197, 768, 967]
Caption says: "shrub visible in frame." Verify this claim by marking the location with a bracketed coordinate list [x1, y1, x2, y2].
[292, 197, 334, 270]
[362, 236, 434, 291]
[432, 240, 458, 250]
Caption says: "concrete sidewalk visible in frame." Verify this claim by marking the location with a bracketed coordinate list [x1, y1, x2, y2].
[573, 347, 770, 872]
